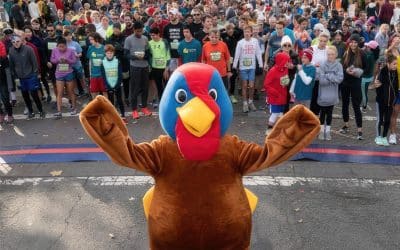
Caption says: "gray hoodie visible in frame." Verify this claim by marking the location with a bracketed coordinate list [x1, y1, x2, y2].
[9, 45, 38, 79]
[317, 60, 344, 107]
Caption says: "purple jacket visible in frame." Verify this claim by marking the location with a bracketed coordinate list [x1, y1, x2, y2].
[50, 47, 77, 78]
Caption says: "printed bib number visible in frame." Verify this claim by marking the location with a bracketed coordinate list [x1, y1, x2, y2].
[280, 75, 290, 87]
[170, 40, 179, 50]
[58, 63, 69, 72]
[79, 40, 86, 46]
[154, 58, 165, 67]
[210, 52, 221, 61]
[243, 58, 253, 67]
[48, 42, 57, 50]
[93, 59, 102, 66]
[106, 69, 118, 77]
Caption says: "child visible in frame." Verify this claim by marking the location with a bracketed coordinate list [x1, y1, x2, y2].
[233, 25, 263, 113]
[317, 46, 344, 140]
[374, 54, 398, 146]
[101, 44, 127, 124]
[87, 32, 107, 99]
[264, 52, 290, 135]
[289, 48, 316, 107]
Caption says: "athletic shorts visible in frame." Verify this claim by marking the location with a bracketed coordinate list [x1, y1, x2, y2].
[90, 77, 106, 93]
[19, 75, 40, 91]
[270, 104, 285, 113]
[239, 69, 256, 81]
[73, 66, 84, 79]
[396, 91, 400, 105]
[56, 72, 74, 82]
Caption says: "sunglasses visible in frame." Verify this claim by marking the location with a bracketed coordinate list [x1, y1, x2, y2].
[193, 13, 201, 16]
[12, 40, 21, 43]
[47, 30, 55, 32]
[283, 44, 292, 47]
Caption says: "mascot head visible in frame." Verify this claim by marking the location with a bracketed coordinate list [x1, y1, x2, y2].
[159, 63, 233, 161]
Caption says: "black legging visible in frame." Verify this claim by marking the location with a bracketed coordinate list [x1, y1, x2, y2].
[129, 66, 149, 110]
[341, 82, 363, 128]
[229, 67, 238, 96]
[310, 81, 320, 115]
[151, 68, 165, 101]
[40, 66, 51, 97]
[0, 80, 12, 116]
[319, 105, 334, 126]
[376, 102, 393, 137]
[21, 90, 43, 113]
[107, 87, 125, 117]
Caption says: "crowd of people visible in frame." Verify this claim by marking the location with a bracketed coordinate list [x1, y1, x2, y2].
[0, 0, 399, 146]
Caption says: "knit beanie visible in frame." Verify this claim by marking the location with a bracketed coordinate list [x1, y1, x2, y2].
[301, 48, 313, 62]
[280, 35, 292, 47]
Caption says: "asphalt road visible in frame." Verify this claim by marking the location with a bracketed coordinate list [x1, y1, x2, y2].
[1, 96, 400, 250]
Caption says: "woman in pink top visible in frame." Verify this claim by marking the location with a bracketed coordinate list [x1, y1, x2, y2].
[50, 37, 77, 118]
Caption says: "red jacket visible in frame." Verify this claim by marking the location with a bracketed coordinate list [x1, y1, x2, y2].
[0, 41, 6, 58]
[264, 52, 290, 105]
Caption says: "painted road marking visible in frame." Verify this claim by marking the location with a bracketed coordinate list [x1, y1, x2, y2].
[1, 176, 400, 187]
[0, 157, 12, 174]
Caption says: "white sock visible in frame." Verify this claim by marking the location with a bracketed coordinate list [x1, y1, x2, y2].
[243, 101, 248, 105]
[248, 99, 253, 104]
[326, 125, 331, 132]
[320, 125, 325, 132]
[10, 91, 16, 100]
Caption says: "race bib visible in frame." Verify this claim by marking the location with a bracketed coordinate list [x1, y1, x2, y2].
[93, 59, 102, 66]
[47, 42, 57, 50]
[170, 40, 179, 50]
[79, 40, 86, 46]
[243, 58, 252, 67]
[106, 69, 118, 77]
[280, 75, 290, 87]
[58, 63, 69, 72]
[210, 52, 221, 61]
[154, 58, 165, 67]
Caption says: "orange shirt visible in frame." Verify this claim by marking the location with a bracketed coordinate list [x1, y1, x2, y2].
[201, 41, 231, 77]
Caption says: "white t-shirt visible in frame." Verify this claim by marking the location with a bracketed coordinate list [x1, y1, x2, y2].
[233, 38, 263, 70]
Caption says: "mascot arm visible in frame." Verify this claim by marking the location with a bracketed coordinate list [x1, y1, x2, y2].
[79, 96, 162, 175]
[237, 105, 320, 175]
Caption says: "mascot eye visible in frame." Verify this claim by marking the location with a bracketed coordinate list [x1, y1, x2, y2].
[175, 89, 187, 103]
[208, 89, 217, 100]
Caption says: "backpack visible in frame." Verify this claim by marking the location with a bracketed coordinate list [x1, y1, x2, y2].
[41, 2, 50, 17]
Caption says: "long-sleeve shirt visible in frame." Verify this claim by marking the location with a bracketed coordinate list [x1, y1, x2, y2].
[233, 38, 263, 70]
[50, 47, 77, 78]
[9, 45, 38, 79]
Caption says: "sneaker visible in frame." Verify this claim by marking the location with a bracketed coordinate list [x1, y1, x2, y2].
[230, 95, 238, 104]
[24, 107, 29, 115]
[132, 110, 139, 119]
[0, 114, 4, 123]
[70, 109, 78, 116]
[318, 130, 325, 140]
[141, 107, 152, 116]
[248, 102, 257, 111]
[360, 107, 367, 113]
[39, 111, 46, 119]
[152, 102, 158, 109]
[375, 136, 383, 146]
[389, 133, 397, 145]
[6, 115, 14, 124]
[325, 131, 332, 141]
[357, 132, 364, 140]
[27, 112, 35, 119]
[46, 95, 52, 103]
[243, 102, 249, 113]
[54, 112, 62, 119]
[381, 137, 390, 146]
[339, 126, 349, 134]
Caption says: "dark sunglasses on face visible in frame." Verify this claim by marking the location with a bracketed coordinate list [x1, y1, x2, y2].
[47, 30, 54, 32]
[283, 44, 291, 47]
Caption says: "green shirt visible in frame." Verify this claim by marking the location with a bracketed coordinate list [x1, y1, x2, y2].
[149, 39, 171, 69]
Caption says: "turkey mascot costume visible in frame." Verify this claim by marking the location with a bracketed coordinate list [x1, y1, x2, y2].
[80, 63, 320, 249]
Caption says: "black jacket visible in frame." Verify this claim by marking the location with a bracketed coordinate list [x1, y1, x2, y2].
[376, 66, 398, 106]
